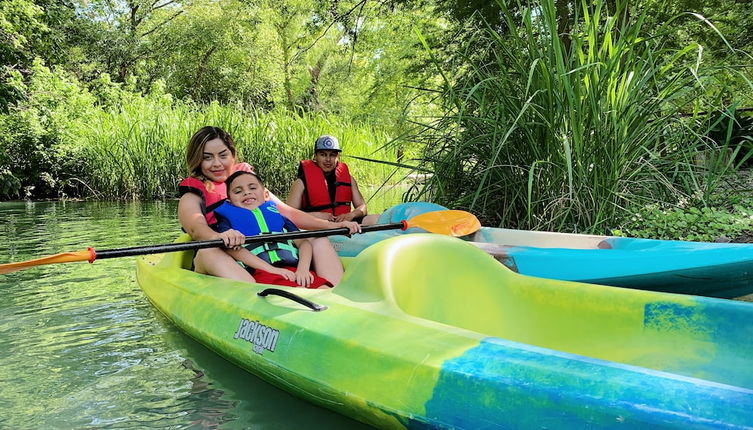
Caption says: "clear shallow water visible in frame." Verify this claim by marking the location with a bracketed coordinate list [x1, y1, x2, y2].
[0, 201, 371, 429]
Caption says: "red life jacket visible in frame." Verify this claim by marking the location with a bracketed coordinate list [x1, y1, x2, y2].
[178, 177, 226, 226]
[299, 159, 352, 216]
[178, 162, 254, 226]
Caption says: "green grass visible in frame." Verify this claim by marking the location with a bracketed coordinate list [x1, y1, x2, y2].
[0, 63, 410, 209]
[406, 0, 751, 233]
[80, 99, 404, 202]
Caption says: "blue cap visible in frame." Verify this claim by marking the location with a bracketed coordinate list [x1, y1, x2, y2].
[314, 135, 341, 152]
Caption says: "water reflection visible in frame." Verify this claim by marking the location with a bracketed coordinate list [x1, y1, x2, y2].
[0, 201, 370, 429]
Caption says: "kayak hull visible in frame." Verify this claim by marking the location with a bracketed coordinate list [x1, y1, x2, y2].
[137, 233, 753, 429]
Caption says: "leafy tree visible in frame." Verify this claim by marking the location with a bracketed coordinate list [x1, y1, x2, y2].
[0, 0, 47, 109]
[68, 0, 187, 84]
[152, 0, 279, 105]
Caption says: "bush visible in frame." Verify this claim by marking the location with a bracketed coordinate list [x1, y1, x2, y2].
[408, 0, 747, 233]
[614, 203, 753, 242]
[0, 57, 408, 202]
[79, 100, 399, 199]
[0, 59, 95, 198]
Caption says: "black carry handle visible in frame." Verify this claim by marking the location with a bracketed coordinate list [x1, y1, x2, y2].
[257, 288, 328, 312]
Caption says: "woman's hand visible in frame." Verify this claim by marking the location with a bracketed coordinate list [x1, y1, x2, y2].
[295, 270, 314, 288]
[215, 229, 246, 249]
[335, 220, 361, 234]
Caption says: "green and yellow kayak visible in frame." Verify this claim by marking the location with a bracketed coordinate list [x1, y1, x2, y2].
[136, 233, 753, 429]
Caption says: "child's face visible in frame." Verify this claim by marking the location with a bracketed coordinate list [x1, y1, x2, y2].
[313, 150, 340, 173]
[227, 174, 268, 210]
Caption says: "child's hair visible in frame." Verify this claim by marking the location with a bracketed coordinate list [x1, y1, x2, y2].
[225, 170, 264, 190]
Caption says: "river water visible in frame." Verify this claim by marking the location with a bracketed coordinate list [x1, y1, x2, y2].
[0, 201, 371, 429]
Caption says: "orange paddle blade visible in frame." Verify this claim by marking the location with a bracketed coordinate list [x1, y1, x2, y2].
[0, 249, 95, 275]
[406, 210, 481, 236]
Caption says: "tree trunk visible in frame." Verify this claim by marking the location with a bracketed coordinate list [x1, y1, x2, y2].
[193, 46, 217, 100]
[556, 0, 571, 54]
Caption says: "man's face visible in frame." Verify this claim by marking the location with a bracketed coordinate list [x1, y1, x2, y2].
[314, 150, 340, 173]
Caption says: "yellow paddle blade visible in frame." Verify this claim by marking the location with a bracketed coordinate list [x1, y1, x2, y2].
[406, 210, 481, 237]
[0, 249, 94, 275]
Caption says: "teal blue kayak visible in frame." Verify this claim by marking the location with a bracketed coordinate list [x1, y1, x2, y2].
[331, 202, 753, 298]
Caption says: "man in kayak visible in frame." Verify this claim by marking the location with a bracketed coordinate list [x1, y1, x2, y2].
[213, 170, 333, 288]
[178, 126, 359, 284]
[286, 135, 380, 225]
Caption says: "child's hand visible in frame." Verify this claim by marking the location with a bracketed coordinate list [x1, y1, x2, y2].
[295, 270, 314, 288]
[271, 267, 296, 282]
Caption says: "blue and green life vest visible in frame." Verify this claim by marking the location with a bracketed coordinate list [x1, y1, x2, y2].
[214, 201, 299, 267]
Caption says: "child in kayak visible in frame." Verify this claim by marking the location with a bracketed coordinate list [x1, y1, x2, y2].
[214, 170, 333, 289]
[179, 126, 359, 284]
[286, 135, 380, 225]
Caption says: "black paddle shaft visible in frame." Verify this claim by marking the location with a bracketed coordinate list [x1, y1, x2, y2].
[93, 222, 406, 260]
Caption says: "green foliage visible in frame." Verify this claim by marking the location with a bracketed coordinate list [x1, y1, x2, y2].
[615, 203, 753, 242]
[407, 0, 748, 233]
[616, 168, 753, 240]
[152, 0, 278, 106]
[78, 95, 399, 200]
[0, 59, 95, 198]
[23, 0, 435, 130]
[0, 42, 406, 202]
[0, 0, 46, 109]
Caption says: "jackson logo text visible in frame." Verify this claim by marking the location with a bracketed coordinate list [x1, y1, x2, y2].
[233, 318, 279, 355]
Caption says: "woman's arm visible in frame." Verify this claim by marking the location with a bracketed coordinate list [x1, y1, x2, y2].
[178, 193, 245, 247]
[269, 192, 361, 233]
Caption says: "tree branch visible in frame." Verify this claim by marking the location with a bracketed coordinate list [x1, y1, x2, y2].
[151, 0, 178, 11]
[290, 0, 369, 65]
[140, 9, 184, 38]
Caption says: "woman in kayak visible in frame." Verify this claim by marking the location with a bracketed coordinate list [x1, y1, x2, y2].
[214, 170, 333, 288]
[178, 126, 359, 284]
[286, 135, 380, 225]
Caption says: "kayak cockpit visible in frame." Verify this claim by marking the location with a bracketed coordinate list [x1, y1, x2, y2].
[336, 234, 753, 390]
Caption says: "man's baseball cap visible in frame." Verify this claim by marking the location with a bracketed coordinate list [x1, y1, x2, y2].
[314, 135, 341, 152]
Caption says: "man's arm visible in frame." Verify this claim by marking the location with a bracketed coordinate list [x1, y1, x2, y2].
[335, 177, 368, 222]
[286, 178, 306, 209]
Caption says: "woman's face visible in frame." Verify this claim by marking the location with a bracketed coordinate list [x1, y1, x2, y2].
[201, 138, 236, 182]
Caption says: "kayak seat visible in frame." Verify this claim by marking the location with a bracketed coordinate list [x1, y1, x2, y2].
[156, 234, 197, 271]
[337, 234, 517, 338]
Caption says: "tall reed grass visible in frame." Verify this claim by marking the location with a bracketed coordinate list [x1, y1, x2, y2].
[407, 0, 750, 232]
[80, 98, 401, 203]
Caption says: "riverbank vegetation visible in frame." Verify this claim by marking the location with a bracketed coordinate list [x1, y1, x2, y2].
[0, 64, 401, 200]
[405, 0, 753, 237]
[2, 0, 753, 240]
